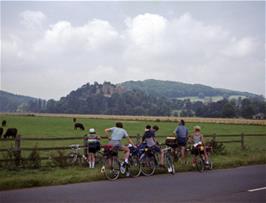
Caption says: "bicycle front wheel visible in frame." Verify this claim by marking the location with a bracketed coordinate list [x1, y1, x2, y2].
[196, 156, 205, 172]
[66, 152, 78, 166]
[140, 154, 156, 176]
[104, 157, 120, 180]
[165, 152, 175, 175]
[128, 155, 141, 177]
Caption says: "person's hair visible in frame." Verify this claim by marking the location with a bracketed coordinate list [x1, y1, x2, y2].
[194, 126, 201, 132]
[116, 122, 123, 128]
[145, 125, 151, 129]
[152, 125, 159, 131]
[180, 120, 185, 126]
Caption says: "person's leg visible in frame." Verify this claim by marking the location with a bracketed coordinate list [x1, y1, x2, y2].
[88, 153, 92, 168]
[120, 146, 130, 163]
[160, 150, 164, 165]
[204, 149, 209, 163]
[181, 146, 185, 160]
[192, 155, 196, 167]
[92, 152, 96, 168]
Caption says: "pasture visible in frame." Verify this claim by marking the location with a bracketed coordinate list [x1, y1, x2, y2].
[0, 114, 266, 190]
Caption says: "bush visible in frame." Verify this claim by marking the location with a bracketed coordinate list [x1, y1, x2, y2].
[1, 148, 17, 170]
[27, 145, 41, 169]
[207, 139, 226, 155]
[50, 150, 68, 168]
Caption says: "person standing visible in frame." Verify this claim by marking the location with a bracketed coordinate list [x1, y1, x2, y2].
[86, 128, 101, 168]
[173, 120, 189, 162]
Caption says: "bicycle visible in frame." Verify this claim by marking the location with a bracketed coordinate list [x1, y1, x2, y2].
[162, 146, 175, 175]
[139, 144, 175, 176]
[165, 137, 190, 163]
[192, 143, 213, 172]
[66, 144, 87, 166]
[101, 144, 141, 180]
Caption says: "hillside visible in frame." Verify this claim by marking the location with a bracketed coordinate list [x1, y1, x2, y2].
[0, 80, 264, 118]
[120, 79, 257, 99]
[0, 90, 44, 112]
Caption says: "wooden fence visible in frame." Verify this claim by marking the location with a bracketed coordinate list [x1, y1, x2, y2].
[1, 133, 266, 165]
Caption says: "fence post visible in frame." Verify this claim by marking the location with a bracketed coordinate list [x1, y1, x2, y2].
[241, 133, 245, 150]
[14, 134, 21, 167]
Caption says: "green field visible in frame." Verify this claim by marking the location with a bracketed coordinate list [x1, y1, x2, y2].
[0, 114, 266, 190]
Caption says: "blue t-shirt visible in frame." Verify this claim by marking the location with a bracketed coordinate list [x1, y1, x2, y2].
[110, 127, 128, 141]
[175, 125, 188, 139]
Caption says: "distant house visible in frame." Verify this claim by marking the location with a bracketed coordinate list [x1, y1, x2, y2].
[253, 113, 265, 120]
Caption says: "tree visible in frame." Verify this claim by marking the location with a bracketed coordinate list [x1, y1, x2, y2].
[222, 103, 236, 118]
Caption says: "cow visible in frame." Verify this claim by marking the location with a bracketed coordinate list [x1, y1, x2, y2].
[2, 120, 6, 127]
[74, 123, 85, 130]
[0, 127, 3, 139]
[73, 118, 77, 123]
[3, 128, 18, 139]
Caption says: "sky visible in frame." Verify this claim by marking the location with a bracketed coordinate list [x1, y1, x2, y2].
[1, 1, 265, 100]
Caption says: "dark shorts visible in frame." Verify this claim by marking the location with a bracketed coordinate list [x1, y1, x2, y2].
[177, 137, 187, 147]
[88, 142, 100, 153]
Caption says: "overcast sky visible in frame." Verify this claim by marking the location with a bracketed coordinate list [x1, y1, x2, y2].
[1, 1, 265, 100]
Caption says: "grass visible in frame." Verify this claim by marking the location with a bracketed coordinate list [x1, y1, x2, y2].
[0, 114, 265, 190]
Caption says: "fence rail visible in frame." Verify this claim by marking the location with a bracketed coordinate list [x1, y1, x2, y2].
[1, 133, 266, 165]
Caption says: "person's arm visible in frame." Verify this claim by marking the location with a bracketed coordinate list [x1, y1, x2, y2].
[173, 127, 178, 136]
[104, 128, 112, 140]
[200, 134, 205, 145]
[127, 136, 135, 146]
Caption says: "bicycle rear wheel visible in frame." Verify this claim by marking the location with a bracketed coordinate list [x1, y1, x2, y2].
[104, 157, 120, 180]
[205, 159, 213, 170]
[140, 154, 156, 176]
[128, 155, 141, 177]
[165, 152, 175, 175]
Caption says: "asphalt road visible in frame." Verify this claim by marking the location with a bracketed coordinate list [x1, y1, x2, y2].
[1, 165, 266, 203]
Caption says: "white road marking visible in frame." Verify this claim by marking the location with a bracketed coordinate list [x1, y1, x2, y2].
[248, 187, 266, 192]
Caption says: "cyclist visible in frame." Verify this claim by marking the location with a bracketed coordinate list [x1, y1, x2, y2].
[173, 119, 188, 162]
[142, 124, 164, 166]
[190, 126, 209, 167]
[86, 128, 101, 168]
[104, 122, 135, 170]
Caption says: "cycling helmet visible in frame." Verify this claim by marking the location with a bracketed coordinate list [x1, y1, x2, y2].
[89, 128, 96, 134]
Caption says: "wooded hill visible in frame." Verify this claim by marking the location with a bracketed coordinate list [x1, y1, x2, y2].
[0, 80, 264, 118]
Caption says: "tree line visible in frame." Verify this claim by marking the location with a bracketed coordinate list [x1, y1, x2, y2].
[23, 82, 265, 119]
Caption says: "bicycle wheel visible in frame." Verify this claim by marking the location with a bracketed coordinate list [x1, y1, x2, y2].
[104, 157, 120, 180]
[140, 154, 156, 176]
[205, 159, 213, 170]
[128, 155, 141, 177]
[165, 152, 175, 175]
[66, 152, 78, 165]
[196, 156, 205, 172]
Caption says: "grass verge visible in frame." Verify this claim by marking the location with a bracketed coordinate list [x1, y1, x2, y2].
[1, 148, 265, 191]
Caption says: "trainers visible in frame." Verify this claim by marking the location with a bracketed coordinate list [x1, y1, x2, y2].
[120, 163, 126, 174]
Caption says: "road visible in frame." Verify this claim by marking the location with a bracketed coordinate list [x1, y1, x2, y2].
[1, 165, 265, 203]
